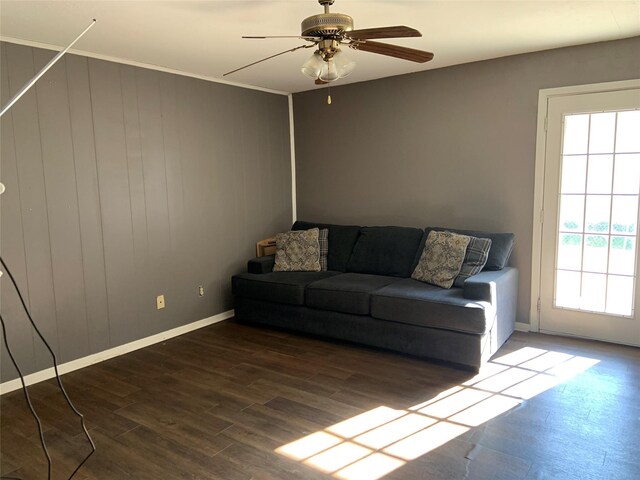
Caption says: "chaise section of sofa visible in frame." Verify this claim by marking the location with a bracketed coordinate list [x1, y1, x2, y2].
[232, 221, 518, 371]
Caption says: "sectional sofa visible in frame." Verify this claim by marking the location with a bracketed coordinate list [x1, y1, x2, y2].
[232, 221, 518, 371]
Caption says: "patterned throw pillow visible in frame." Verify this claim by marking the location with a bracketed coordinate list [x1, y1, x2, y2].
[319, 228, 329, 271]
[412, 231, 471, 288]
[273, 228, 321, 272]
[453, 236, 492, 288]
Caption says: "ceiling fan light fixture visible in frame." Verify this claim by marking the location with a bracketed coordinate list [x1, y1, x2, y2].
[319, 59, 340, 82]
[332, 49, 355, 78]
[301, 51, 324, 79]
[317, 49, 354, 83]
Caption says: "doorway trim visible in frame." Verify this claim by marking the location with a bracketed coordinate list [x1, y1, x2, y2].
[530, 78, 640, 332]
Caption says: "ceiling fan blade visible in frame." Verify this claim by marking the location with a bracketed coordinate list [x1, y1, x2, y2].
[223, 44, 314, 76]
[346, 26, 421, 40]
[243, 35, 320, 41]
[351, 40, 434, 63]
[315, 79, 328, 85]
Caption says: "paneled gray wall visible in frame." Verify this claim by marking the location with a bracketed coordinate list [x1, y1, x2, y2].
[0, 42, 292, 382]
[293, 36, 640, 325]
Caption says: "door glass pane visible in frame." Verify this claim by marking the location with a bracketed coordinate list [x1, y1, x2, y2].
[586, 155, 613, 194]
[557, 233, 582, 270]
[558, 194, 584, 232]
[560, 156, 587, 193]
[613, 154, 640, 194]
[583, 235, 609, 273]
[589, 112, 616, 153]
[555, 109, 639, 317]
[581, 273, 606, 312]
[563, 114, 589, 154]
[611, 195, 638, 235]
[609, 236, 636, 276]
[584, 195, 610, 234]
[606, 276, 634, 316]
[555, 270, 581, 308]
[616, 110, 640, 153]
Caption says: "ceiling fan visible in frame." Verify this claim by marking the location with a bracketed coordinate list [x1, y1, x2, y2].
[223, 0, 434, 85]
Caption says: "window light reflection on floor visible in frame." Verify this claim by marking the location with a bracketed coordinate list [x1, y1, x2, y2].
[275, 346, 600, 480]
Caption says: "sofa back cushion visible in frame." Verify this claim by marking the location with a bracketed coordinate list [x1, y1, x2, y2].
[346, 226, 424, 277]
[425, 227, 515, 271]
[292, 221, 360, 272]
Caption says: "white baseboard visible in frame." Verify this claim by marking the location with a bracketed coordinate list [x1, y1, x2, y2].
[515, 322, 531, 332]
[0, 309, 234, 395]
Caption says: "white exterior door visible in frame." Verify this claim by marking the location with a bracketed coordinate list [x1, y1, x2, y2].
[539, 86, 640, 346]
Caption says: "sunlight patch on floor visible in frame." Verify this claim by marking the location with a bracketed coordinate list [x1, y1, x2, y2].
[326, 406, 407, 438]
[275, 346, 600, 480]
[354, 413, 436, 450]
[277, 431, 343, 461]
[305, 442, 372, 473]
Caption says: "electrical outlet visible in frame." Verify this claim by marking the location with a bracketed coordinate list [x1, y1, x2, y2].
[156, 294, 165, 309]
[198, 285, 205, 297]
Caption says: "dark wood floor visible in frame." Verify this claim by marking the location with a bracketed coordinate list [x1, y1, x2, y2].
[1, 320, 639, 480]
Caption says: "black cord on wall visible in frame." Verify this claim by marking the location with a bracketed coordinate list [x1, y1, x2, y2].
[0, 256, 96, 480]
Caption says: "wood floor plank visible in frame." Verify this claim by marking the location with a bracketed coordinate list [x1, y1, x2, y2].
[2, 321, 639, 479]
[114, 400, 233, 457]
[226, 363, 339, 397]
[115, 425, 246, 480]
[217, 441, 331, 480]
[249, 378, 365, 418]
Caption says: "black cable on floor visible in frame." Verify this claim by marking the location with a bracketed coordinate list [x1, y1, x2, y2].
[0, 256, 96, 479]
[0, 312, 50, 479]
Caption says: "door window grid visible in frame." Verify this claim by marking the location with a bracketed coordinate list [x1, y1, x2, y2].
[555, 110, 640, 317]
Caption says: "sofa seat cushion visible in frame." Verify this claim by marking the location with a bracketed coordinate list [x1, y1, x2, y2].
[232, 271, 340, 306]
[306, 273, 402, 315]
[370, 278, 491, 334]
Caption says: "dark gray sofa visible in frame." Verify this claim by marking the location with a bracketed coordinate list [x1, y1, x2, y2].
[232, 221, 518, 371]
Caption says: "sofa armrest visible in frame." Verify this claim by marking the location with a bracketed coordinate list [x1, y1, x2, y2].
[248, 255, 275, 274]
[464, 267, 519, 349]
[463, 267, 518, 304]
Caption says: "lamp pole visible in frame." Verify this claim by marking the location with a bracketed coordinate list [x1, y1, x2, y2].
[0, 19, 96, 118]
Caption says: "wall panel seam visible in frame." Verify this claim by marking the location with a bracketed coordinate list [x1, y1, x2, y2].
[86, 57, 113, 346]
[134, 69, 151, 254]
[32, 47, 62, 354]
[3, 48, 37, 361]
[160, 74, 173, 253]
[65, 57, 92, 349]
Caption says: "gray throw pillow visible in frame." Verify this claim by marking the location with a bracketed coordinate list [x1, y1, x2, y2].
[453, 236, 492, 288]
[273, 228, 321, 272]
[319, 228, 328, 271]
[412, 231, 471, 288]
[425, 227, 515, 271]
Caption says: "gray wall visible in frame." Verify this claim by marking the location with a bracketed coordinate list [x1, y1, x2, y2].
[0, 42, 292, 382]
[293, 36, 640, 325]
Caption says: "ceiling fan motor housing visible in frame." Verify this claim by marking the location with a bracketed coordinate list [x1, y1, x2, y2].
[301, 13, 354, 37]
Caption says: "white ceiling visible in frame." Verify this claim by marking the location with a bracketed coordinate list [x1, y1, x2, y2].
[1, 1, 639, 94]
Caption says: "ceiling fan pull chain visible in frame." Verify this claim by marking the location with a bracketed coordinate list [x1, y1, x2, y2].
[327, 85, 332, 105]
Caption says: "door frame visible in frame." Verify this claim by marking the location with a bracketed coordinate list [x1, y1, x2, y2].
[530, 79, 640, 332]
